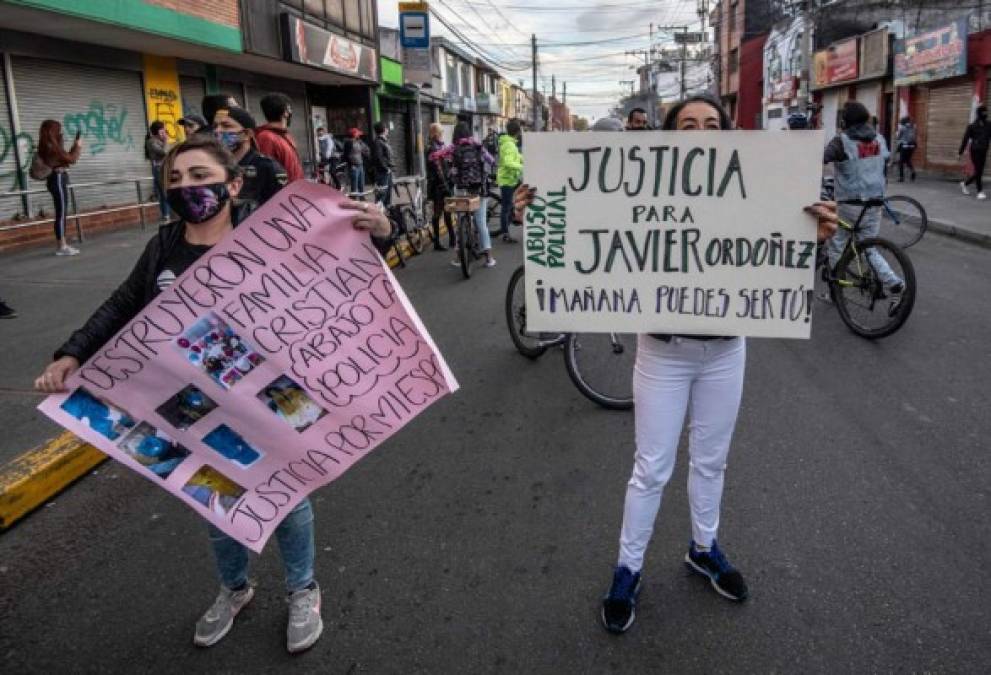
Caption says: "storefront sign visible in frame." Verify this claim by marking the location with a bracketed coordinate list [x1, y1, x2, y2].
[769, 77, 797, 102]
[894, 18, 969, 86]
[860, 27, 890, 80]
[39, 182, 458, 552]
[142, 55, 185, 142]
[827, 38, 858, 84]
[282, 14, 378, 82]
[522, 131, 825, 338]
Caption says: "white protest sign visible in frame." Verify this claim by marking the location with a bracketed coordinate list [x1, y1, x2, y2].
[523, 130, 825, 338]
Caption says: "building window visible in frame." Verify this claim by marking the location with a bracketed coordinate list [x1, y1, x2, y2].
[728, 3, 736, 38]
[445, 52, 459, 93]
[461, 63, 472, 97]
[729, 48, 739, 74]
[345, 0, 361, 33]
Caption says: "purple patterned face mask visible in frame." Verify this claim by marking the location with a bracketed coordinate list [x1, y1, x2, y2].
[166, 183, 229, 224]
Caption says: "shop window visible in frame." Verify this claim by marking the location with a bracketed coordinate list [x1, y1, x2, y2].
[729, 48, 739, 74]
[345, 0, 361, 33]
[326, 0, 343, 25]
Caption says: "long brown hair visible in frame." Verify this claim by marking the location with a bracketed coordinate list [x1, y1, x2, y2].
[38, 119, 74, 165]
[161, 134, 241, 189]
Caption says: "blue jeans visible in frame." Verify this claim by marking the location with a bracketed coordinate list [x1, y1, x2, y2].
[152, 163, 169, 220]
[350, 166, 365, 194]
[499, 184, 517, 236]
[474, 196, 492, 252]
[208, 498, 315, 593]
[376, 170, 393, 207]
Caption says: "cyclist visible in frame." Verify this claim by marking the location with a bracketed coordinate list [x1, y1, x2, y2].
[823, 101, 904, 294]
[429, 122, 496, 269]
[514, 93, 838, 634]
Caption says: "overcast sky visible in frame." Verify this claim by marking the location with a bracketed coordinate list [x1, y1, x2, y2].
[376, 0, 707, 120]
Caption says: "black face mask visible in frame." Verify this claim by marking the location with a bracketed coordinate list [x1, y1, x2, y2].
[166, 183, 230, 224]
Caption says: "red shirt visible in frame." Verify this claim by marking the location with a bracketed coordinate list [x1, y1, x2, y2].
[255, 124, 304, 182]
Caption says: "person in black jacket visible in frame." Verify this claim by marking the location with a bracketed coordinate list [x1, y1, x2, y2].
[213, 106, 288, 210]
[371, 121, 395, 207]
[35, 135, 390, 653]
[959, 105, 990, 200]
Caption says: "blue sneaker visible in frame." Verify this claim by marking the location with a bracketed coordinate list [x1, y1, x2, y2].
[685, 540, 748, 601]
[601, 565, 642, 634]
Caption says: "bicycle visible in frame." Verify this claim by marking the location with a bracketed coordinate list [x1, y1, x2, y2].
[816, 198, 917, 339]
[505, 265, 635, 410]
[349, 186, 414, 268]
[445, 191, 482, 279]
[822, 177, 928, 248]
[392, 176, 432, 256]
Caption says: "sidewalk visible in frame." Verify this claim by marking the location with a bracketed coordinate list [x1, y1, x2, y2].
[887, 174, 991, 248]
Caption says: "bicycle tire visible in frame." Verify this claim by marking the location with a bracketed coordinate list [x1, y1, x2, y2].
[563, 333, 635, 410]
[880, 195, 927, 248]
[832, 236, 916, 339]
[458, 213, 472, 279]
[505, 265, 548, 359]
[401, 207, 426, 254]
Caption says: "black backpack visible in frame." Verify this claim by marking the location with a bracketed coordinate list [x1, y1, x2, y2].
[452, 142, 484, 189]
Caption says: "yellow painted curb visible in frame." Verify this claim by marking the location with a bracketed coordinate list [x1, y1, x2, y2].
[0, 431, 106, 529]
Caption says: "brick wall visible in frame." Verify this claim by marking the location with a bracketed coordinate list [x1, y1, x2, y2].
[0, 205, 161, 253]
[147, 0, 240, 28]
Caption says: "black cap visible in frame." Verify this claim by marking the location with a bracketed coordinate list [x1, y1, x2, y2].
[216, 107, 256, 130]
[177, 113, 208, 128]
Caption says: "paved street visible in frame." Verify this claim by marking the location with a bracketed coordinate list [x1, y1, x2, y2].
[1, 221, 990, 673]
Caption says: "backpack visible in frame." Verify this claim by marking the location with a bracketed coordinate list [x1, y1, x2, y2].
[900, 124, 917, 147]
[29, 151, 52, 181]
[452, 142, 484, 189]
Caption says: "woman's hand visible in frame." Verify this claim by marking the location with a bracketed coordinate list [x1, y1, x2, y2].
[512, 183, 536, 222]
[340, 199, 391, 238]
[804, 201, 838, 243]
[34, 356, 80, 394]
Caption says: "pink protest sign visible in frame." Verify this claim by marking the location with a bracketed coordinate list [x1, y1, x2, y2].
[38, 182, 458, 552]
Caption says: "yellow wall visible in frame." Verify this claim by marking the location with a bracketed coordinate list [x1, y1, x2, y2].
[142, 54, 186, 142]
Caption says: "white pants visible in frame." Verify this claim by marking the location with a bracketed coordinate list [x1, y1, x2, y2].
[618, 335, 746, 572]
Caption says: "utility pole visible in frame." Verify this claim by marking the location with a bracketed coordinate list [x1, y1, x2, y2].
[552, 74, 556, 100]
[562, 81, 567, 105]
[531, 34, 539, 131]
[681, 26, 688, 100]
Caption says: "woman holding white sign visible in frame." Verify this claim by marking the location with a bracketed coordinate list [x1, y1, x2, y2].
[583, 94, 839, 634]
[34, 136, 391, 653]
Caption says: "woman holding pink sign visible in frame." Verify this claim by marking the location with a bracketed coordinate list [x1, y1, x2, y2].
[35, 135, 391, 653]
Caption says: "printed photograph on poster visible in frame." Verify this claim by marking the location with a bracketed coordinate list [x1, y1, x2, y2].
[155, 384, 218, 431]
[117, 422, 191, 480]
[181, 465, 246, 516]
[201, 424, 264, 468]
[176, 313, 264, 390]
[60, 387, 137, 441]
[257, 375, 327, 433]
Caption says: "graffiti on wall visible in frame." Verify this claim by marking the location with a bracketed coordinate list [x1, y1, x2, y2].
[0, 100, 137, 191]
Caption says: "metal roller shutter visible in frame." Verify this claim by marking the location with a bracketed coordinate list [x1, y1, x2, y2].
[245, 79, 312, 166]
[180, 76, 206, 119]
[0, 57, 23, 218]
[13, 56, 148, 213]
[925, 79, 972, 166]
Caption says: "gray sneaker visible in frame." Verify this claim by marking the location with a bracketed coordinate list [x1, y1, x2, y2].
[193, 585, 254, 647]
[286, 583, 323, 653]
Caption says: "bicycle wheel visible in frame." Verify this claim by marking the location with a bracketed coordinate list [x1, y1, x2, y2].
[400, 207, 426, 254]
[879, 195, 927, 248]
[457, 213, 471, 279]
[504, 265, 563, 359]
[832, 236, 916, 339]
[564, 333, 635, 410]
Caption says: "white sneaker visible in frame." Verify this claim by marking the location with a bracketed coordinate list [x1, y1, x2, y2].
[978, 192, 987, 200]
[286, 584, 323, 653]
[194, 584, 255, 647]
[484, 258, 497, 268]
[961, 181, 970, 195]
[55, 246, 79, 256]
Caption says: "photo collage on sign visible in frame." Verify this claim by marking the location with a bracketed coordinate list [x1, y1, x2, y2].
[257, 375, 327, 433]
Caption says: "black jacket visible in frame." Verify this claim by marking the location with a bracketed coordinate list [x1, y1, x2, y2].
[238, 148, 288, 211]
[371, 135, 395, 176]
[55, 203, 252, 364]
[959, 119, 990, 156]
